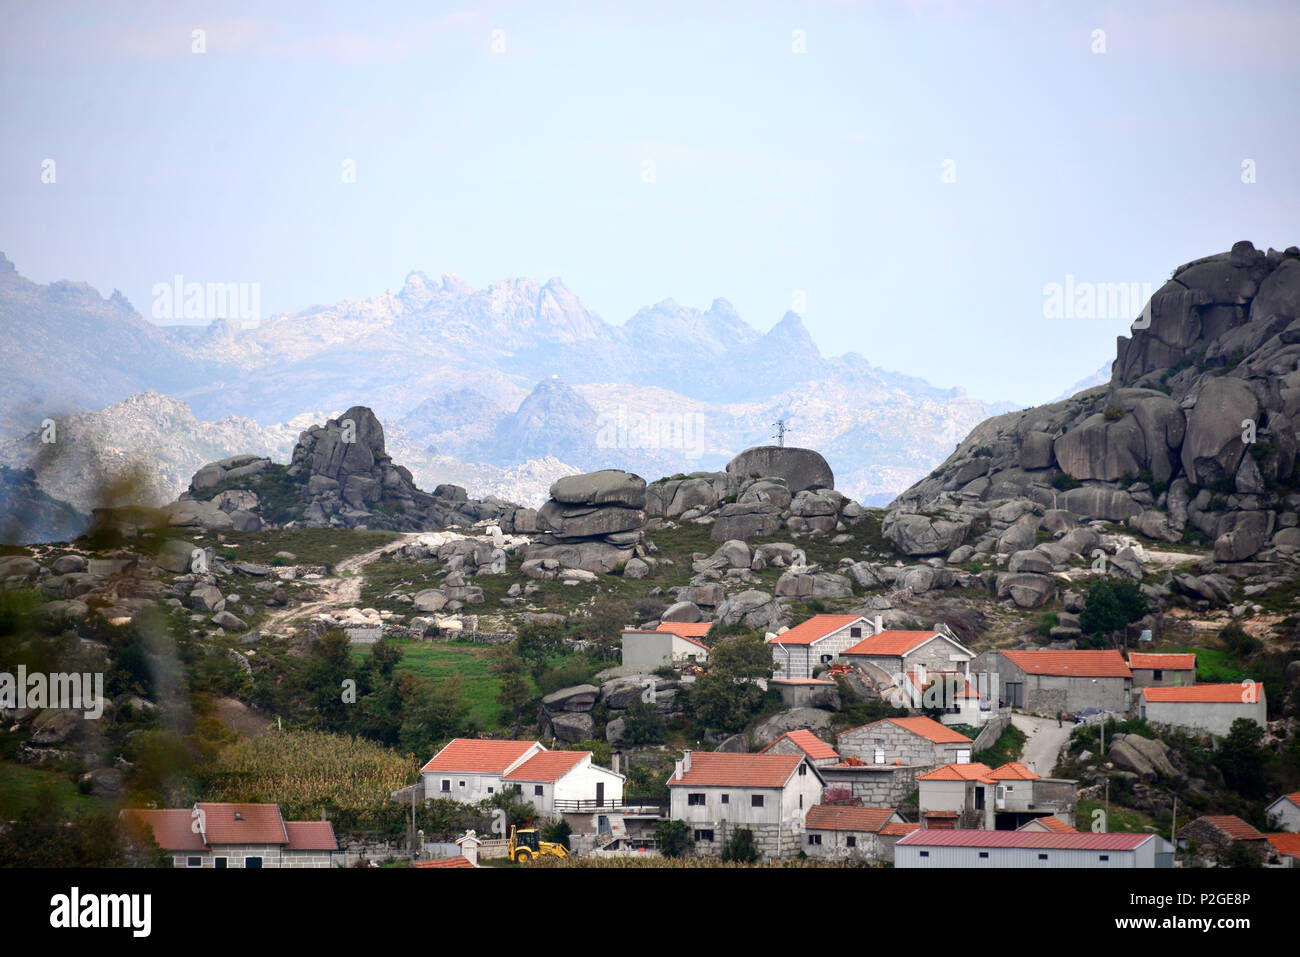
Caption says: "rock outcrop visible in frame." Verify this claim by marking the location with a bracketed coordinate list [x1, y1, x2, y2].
[526, 470, 647, 573]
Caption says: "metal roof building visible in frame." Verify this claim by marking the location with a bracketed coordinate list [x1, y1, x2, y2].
[895, 829, 1174, 868]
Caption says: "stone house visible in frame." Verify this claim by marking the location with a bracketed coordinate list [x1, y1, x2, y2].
[837, 716, 974, 769]
[801, 805, 917, 863]
[768, 614, 872, 680]
[1139, 683, 1266, 737]
[1177, 815, 1269, 864]
[1265, 833, 1300, 867]
[817, 760, 921, 807]
[839, 628, 974, 688]
[666, 751, 824, 860]
[1266, 793, 1300, 833]
[759, 729, 841, 768]
[1127, 652, 1196, 689]
[121, 803, 338, 868]
[971, 649, 1133, 714]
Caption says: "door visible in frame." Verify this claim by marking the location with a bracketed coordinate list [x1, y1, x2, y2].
[595, 781, 605, 806]
[1005, 682, 1023, 708]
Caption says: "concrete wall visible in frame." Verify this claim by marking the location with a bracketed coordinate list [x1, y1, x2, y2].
[971, 653, 1131, 714]
[1131, 668, 1194, 689]
[896, 838, 1171, 868]
[1142, 695, 1266, 737]
[1267, 798, 1300, 833]
[802, 828, 889, 863]
[621, 633, 708, 669]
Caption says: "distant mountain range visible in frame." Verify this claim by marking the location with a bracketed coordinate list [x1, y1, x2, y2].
[0, 252, 1013, 507]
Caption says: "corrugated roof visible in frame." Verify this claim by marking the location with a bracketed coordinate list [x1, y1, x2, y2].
[504, 750, 588, 782]
[842, 630, 944, 657]
[769, 615, 865, 646]
[898, 829, 1154, 851]
[759, 729, 839, 761]
[666, 752, 805, 788]
[1128, 652, 1196, 670]
[284, 821, 338, 851]
[804, 805, 897, 832]
[1142, 683, 1258, 703]
[1001, 649, 1132, 678]
[421, 738, 539, 774]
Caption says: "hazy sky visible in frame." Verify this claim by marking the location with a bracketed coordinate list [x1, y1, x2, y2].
[2, 1, 1296, 406]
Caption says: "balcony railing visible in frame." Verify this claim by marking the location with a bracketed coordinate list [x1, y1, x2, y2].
[553, 797, 666, 813]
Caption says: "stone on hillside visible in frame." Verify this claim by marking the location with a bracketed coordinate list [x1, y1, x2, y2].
[1213, 510, 1274, 562]
[547, 711, 595, 743]
[884, 513, 970, 557]
[604, 717, 626, 744]
[189, 584, 224, 612]
[1008, 549, 1053, 575]
[1060, 487, 1139, 521]
[715, 589, 785, 631]
[542, 684, 600, 713]
[1129, 510, 1182, 543]
[212, 610, 247, 630]
[157, 539, 199, 574]
[50, 555, 87, 575]
[413, 589, 448, 612]
[1180, 378, 1260, 489]
[550, 470, 646, 509]
[1040, 509, 1078, 534]
[997, 515, 1040, 555]
[1058, 526, 1101, 556]
[710, 501, 785, 542]
[725, 446, 834, 494]
[995, 572, 1057, 609]
[623, 558, 650, 579]
[752, 707, 834, 745]
[714, 540, 752, 568]
[0, 556, 40, 579]
[661, 601, 703, 623]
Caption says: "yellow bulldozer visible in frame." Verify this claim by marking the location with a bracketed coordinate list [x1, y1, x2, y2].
[507, 825, 568, 863]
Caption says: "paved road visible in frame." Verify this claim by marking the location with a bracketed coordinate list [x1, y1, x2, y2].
[1011, 713, 1074, 777]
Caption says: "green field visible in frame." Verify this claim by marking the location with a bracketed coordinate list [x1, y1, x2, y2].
[0, 763, 103, 817]
[351, 639, 513, 727]
[1161, 647, 1250, 684]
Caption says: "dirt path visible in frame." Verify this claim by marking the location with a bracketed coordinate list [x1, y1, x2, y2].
[262, 532, 424, 632]
[1011, 713, 1074, 777]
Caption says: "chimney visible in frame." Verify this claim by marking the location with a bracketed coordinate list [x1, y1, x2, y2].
[872, 615, 883, 635]
[683, 750, 692, 773]
[611, 752, 620, 775]
[675, 759, 683, 780]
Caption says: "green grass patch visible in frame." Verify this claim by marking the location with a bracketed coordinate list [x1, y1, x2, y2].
[351, 639, 516, 727]
[972, 722, 1027, 768]
[0, 764, 103, 818]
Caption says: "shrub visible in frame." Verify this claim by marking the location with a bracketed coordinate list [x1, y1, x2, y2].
[1051, 472, 1082, 491]
[655, 819, 692, 857]
[1036, 612, 1059, 638]
[1104, 406, 1125, 421]
[1079, 578, 1147, 637]
[721, 827, 759, 863]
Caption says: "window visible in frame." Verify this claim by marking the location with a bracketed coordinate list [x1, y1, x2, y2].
[487, 787, 494, 794]
[1005, 785, 1014, 792]
[846, 836, 856, 848]
[694, 829, 714, 842]
[534, 785, 543, 796]
[751, 795, 764, 808]
[820, 654, 833, 664]
[459, 781, 465, 787]
[798, 764, 807, 776]
[1037, 853, 1048, 861]
[807, 834, 822, 846]
[688, 793, 706, 806]
[214, 857, 227, 869]
[441, 779, 450, 792]
[955, 749, 971, 764]
[874, 745, 885, 765]
[978, 852, 989, 859]
[721, 794, 729, 804]
[1153, 669, 1163, 681]
[850, 627, 862, 638]
[1099, 855, 1109, 862]
[799, 795, 803, 809]
[919, 851, 929, 858]
[245, 857, 263, 869]
[187, 857, 202, 867]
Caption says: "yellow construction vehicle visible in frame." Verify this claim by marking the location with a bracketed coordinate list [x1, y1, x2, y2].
[507, 825, 568, 863]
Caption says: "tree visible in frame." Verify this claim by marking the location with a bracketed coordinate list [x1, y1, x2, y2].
[541, 818, 572, 850]
[1215, 718, 1270, 798]
[687, 633, 774, 733]
[721, 826, 759, 864]
[654, 819, 692, 857]
[1079, 578, 1147, 638]
[487, 645, 531, 725]
[621, 698, 667, 746]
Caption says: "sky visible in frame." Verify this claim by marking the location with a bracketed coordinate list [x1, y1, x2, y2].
[1, 0, 1297, 407]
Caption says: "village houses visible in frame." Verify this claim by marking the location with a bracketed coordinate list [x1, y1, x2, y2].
[121, 802, 338, 868]
[1127, 652, 1196, 689]
[767, 614, 872, 680]
[971, 649, 1133, 713]
[620, 621, 711, 669]
[837, 715, 974, 768]
[1139, 682, 1266, 737]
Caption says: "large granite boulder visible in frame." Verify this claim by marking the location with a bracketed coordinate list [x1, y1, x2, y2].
[725, 446, 834, 494]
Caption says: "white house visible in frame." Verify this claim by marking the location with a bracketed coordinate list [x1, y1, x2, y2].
[421, 738, 545, 803]
[768, 614, 872, 680]
[801, 804, 916, 863]
[666, 750, 825, 859]
[1266, 793, 1300, 833]
[895, 830, 1174, 868]
[620, 624, 710, 669]
[1139, 683, 1267, 737]
[504, 749, 625, 817]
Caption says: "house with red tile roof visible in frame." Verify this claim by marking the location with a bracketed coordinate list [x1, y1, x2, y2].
[120, 803, 337, 868]
[666, 750, 825, 859]
[620, 626, 710, 669]
[837, 715, 974, 770]
[1139, 682, 1266, 737]
[801, 804, 915, 862]
[1016, 815, 1077, 834]
[1127, 652, 1196, 688]
[840, 629, 974, 704]
[895, 829, 1174, 868]
[917, 760, 1077, 831]
[1265, 832, 1300, 867]
[767, 614, 872, 680]
[760, 729, 841, 767]
[971, 649, 1133, 714]
[421, 738, 624, 817]
[1177, 815, 1269, 865]
[1266, 793, 1300, 833]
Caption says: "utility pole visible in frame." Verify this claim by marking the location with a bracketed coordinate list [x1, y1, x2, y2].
[772, 419, 790, 447]
[1171, 795, 1178, 866]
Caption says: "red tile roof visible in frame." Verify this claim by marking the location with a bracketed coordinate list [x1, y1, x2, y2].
[769, 615, 865, 647]
[842, 630, 945, 657]
[989, 762, 1039, 781]
[284, 821, 338, 851]
[655, 621, 712, 640]
[421, 738, 539, 774]
[1266, 833, 1300, 858]
[917, 762, 995, 783]
[1128, 653, 1196, 670]
[880, 821, 921, 836]
[1273, 792, 1300, 809]
[667, 752, 806, 789]
[804, 805, 897, 832]
[1143, 683, 1260, 704]
[760, 729, 839, 761]
[413, 856, 476, 868]
[1002, 649, 1131, 678]
[1188, 815, 1265, 841]
[505, 750, 588, 782]
[198, 803, 290, 846]
[899, 829, 1156, 850]
[880, 716, 973, 744]
[120, 809, 206, 852]
[1018, 815, 1077, 833]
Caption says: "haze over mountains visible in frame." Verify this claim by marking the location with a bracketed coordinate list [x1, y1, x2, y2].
[0, 252, 1014, 508]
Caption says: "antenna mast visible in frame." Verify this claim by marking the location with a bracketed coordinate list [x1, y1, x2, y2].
[772, 419, 790, 448]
